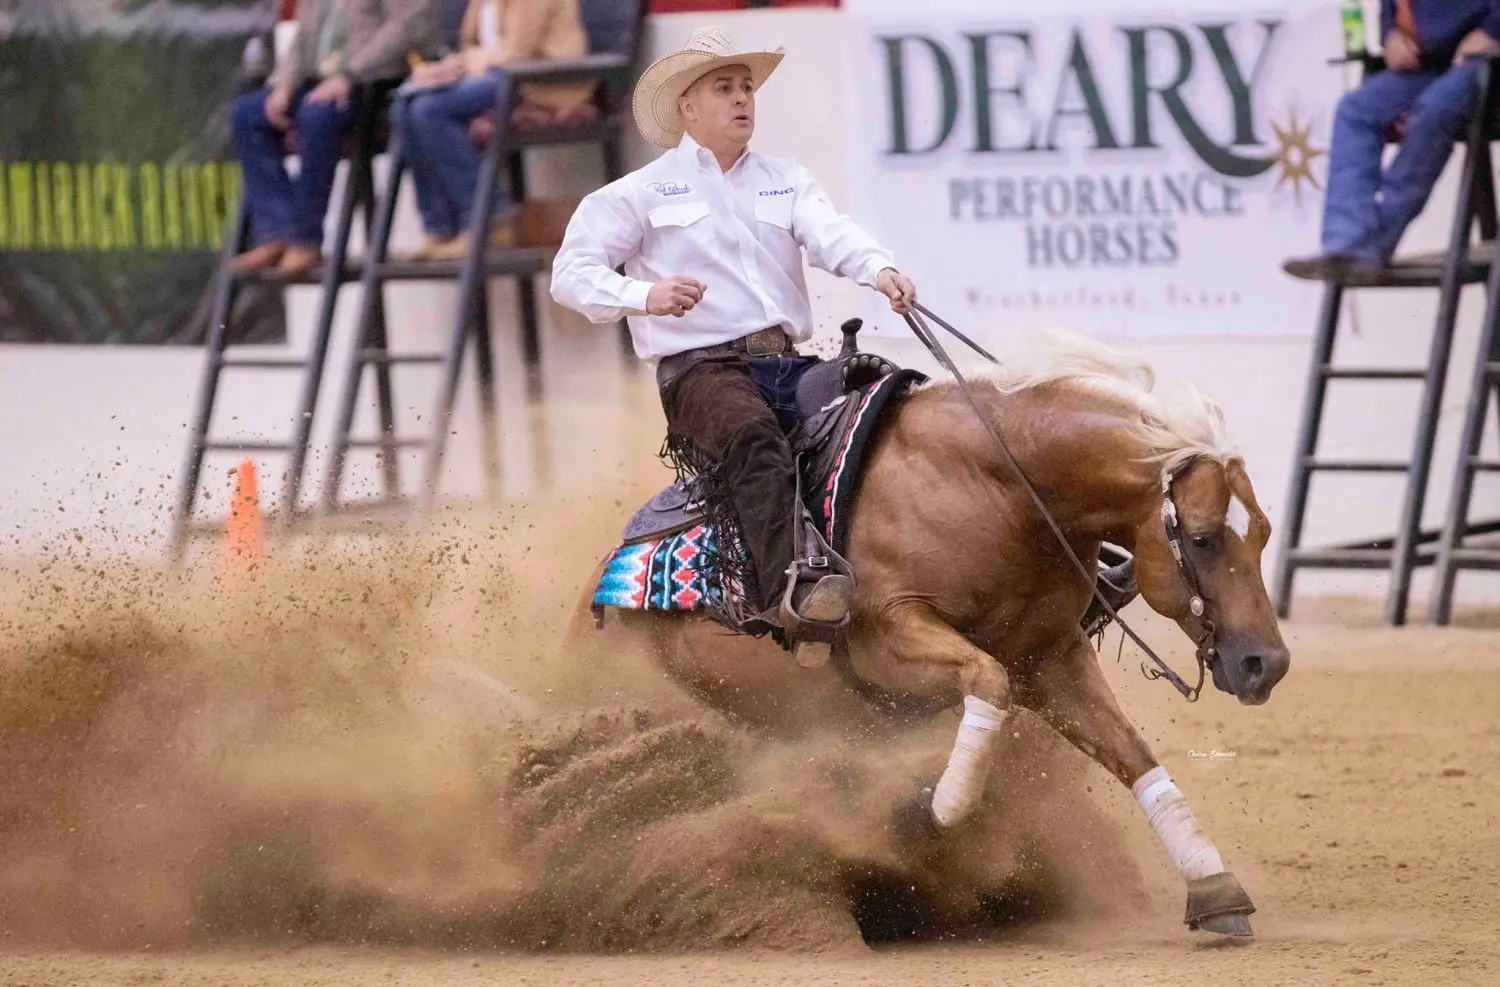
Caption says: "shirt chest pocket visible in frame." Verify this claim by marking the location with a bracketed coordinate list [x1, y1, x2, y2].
[753, 195, 795, 232]
[648, 200, 712, 231]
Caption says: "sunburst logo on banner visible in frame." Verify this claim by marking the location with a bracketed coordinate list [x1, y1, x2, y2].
[1268, 108, 1326, 206]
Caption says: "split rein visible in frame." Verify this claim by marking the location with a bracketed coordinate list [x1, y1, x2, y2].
[900, 303, 1216, 702]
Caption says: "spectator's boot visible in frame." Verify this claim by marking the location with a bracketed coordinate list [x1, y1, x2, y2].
[1282, 253, 1385, 285]
[229, 241, 287, 274]
[278, 245, 323, 277]
[405, 234, 456, 261]
[426, 222, 517, 261]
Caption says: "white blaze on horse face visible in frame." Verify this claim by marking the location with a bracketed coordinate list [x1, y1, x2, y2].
[1226, 495, 1251, 541]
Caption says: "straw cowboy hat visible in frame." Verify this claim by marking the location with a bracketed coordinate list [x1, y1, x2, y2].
[632, 26, 786, 148]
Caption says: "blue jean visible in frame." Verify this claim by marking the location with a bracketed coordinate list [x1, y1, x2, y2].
[746, 354, 819, 434]
[231, 83, 351, 248]
[394, 71, 514, 239]
[1323, 62, 1482, 261]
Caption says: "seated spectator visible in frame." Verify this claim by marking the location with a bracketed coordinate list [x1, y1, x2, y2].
[1286, 0, 1500, 282]
[230, 0, 435, 275]
[395, 0, 594, 261]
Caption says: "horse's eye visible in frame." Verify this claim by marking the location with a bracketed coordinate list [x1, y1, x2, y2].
[1191, 535, 1210, 550]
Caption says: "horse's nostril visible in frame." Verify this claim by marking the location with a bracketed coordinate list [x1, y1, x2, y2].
[1243, 655, 1264, 682]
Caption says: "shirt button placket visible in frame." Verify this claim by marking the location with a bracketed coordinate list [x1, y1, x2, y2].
[730, 174, 775, 326]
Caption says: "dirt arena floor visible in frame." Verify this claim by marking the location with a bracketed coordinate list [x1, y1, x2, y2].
[1, 502, 1497, 986]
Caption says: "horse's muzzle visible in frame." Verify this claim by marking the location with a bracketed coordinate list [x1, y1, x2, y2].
[1213, 643, 1290, 705]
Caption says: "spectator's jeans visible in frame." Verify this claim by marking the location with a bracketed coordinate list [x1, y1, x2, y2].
[395, 71, 515, 240]
[230, 83, 351, 249]
[1323, 62, 1482, 261]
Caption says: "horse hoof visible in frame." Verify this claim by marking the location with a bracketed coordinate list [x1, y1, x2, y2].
[1195, 911, 1254, 937]
[792, 640, 832, 669]
[890, 786, 942, 844]
[1184, 871, 1256, 937]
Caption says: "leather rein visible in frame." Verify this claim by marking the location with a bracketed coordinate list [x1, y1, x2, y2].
[902, 303, 1217, 702]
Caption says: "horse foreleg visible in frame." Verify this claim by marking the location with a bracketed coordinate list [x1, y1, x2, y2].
[855, 603, 1011, 829]
[1017, 635, 1257, 936]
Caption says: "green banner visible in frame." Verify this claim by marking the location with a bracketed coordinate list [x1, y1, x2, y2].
[0, 0, 284, 344]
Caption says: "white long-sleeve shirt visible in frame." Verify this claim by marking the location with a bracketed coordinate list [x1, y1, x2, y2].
[550, 134, 896, 361]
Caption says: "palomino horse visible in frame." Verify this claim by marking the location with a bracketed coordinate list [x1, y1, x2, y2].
[597, 332, 1291, 936]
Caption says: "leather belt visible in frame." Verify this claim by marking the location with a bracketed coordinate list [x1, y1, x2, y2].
[656, 327, 793, 391]
[729, 326, 791, 357]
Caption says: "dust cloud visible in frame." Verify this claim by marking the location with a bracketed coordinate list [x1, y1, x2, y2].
[0, 503, 1145, 952]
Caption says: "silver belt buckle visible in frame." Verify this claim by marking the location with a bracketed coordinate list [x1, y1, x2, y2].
[744, 327, 786, 357]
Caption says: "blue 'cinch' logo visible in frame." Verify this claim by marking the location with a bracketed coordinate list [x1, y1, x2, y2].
[759, 187, 794, 197]
[650, 181, 692, 196]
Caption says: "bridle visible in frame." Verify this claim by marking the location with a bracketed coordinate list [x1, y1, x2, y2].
[1151, 463, 1219, 701]
[903, 303, 1217, 702]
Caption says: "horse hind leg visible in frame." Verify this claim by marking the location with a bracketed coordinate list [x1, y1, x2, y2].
[856, 603, 1012, 833]
[1017, 635, 1256, 937]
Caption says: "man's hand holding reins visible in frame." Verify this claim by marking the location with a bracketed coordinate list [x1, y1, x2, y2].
[876, 268, 917, 315]
[647, 275, 707, 318]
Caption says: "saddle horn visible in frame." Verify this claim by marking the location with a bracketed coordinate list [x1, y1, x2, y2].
[839, 318, 863, 359]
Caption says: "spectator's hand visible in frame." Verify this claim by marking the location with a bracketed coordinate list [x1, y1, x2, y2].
[646, 276, 707, 318]
[264, 83, 293, 129]
[411, 55, 463, 89]
[468, 114, 496, 146]
[1457, 28, 1500, 63]
[511, 100, 553, 130]
[462, 45, 494, 77]
[875, 267, 917, 315]
[1384, 29, 1420, 71]
[305, 73, 352, 108]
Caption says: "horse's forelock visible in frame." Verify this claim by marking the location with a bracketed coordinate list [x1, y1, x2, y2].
[1132, 383, 1241, 481]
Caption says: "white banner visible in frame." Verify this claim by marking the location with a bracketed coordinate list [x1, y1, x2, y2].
[845, 0, 1346, 339]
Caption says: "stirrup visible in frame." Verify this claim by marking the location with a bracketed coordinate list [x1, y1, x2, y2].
[1083, 546, 1138, 638]
[778, 513, 855, 645]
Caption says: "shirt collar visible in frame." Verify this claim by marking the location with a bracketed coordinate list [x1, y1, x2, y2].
[677, 133, 754, 176]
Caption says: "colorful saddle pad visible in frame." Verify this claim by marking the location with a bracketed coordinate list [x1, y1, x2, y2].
[592, 367, 926, 617]
[592, 524, 718, 613]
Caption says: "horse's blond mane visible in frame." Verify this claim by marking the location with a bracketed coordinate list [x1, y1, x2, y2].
[918, 328, 1240, 478]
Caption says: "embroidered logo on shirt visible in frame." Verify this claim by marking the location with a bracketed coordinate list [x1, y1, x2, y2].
[650, 182, 693, 196]
[759, 187, 795, 197]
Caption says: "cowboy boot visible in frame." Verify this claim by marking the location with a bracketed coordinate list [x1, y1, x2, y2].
[789, 573, 854, 624]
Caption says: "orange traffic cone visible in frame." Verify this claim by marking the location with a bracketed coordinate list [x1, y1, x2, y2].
[224, 458, 264, 566]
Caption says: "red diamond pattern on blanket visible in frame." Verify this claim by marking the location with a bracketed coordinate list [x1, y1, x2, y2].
[594, 526, 716, 613]
[671, 562, 702, 608]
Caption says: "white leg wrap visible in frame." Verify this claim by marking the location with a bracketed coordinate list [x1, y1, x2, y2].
[1132, 766, 1224, 881]
[931, 696, 1008, 828]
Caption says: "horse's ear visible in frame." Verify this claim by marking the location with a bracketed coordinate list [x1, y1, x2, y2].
[1222, 459, 1262, 511]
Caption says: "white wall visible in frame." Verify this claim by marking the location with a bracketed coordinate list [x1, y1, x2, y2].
[3, 6, 1499, 611]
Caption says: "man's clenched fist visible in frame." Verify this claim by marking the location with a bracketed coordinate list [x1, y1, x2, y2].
[647, 275, 707, 317]
[875, 267, 917, 315]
